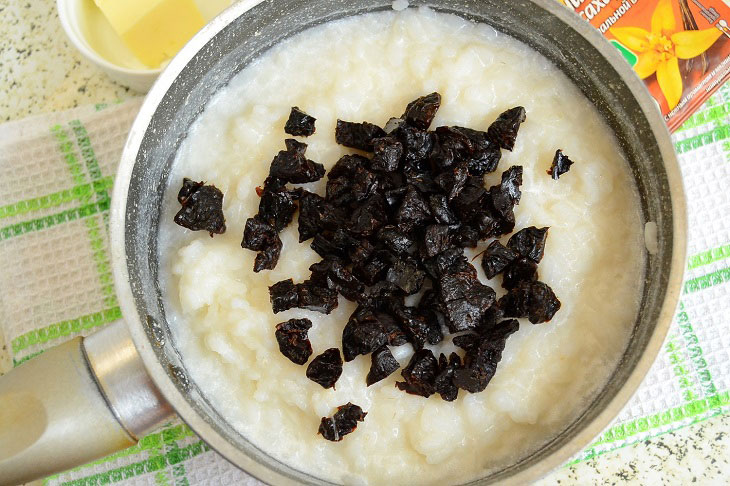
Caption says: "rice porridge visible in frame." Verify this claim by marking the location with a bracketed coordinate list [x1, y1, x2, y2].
[159, 7, 645, 485]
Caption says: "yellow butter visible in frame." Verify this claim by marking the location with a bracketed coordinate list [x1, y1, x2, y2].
[93, 0, 205, 68]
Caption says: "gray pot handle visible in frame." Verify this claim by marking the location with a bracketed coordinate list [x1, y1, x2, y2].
[0, 320, 174, 485]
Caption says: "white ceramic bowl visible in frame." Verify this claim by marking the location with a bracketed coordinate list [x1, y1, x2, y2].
[56, 0, 161, 93]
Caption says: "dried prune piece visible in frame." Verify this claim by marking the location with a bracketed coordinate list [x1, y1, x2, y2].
[507, 226, 549, 263]
[395, 349, 439, 398]
[268, 142, 325, 184]
[342, 307, 390, 361]
[327, 156, 380, 206]
[487, 185, 516, 236]
[428, 194, 458, 225]
[285, 138, 307, 155]
[453, 319, 519, 393]
[297, 191, 345, 242]
[418, 289, 448, 334]
[451, 175, 487, 220]
[268, 279, 338, 314]
[392, 304, 442, 350]
[269, 279, 298, 313]
[297, 281, 339, 314]
[487, 106, 526, 151]
[434, 352, 461, 402]
[371, 137, 403, 172]
[454, 225, 480, 248]
[366, 345, 400, 386]
[434, 161, 469, 201]
[311, 228, 358, 259]
[349, 239, 375, 266]
[481, 240, 519, 279]
[386, 257, 425, 295]
[274, 318, 313, 365]
[438, 271, 497, 333]
[384, 117, 406, 134]
[395, 124, 434, 167]
[309, 258, 364, 302]
[353, 249, 392, 286]
[335, 120, 386, 151]
[423, 224, 452, 258]
[502, 257, 538, 290]
[242, 217, 282, 272]
[284, 106, 316, 136]
[318, 403, 367, 442]
[174, 179, 226, 236]
[377, 225, 415, 255]
[548, 149, 574, 179]
[401, 92, 441, 130]
[258, 186, 297, 232]
[498, 281, 561, 323]
[347, 195, 387, 237]
[423, 247, 475, 280]
[306, 348, 343, 389]
[500, 165, 523, 205]
[395, 185, 432, 230]
[433, 126, 501, 175]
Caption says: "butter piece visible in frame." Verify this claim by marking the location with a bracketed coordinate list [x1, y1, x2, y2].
[94, 0, 205, 68]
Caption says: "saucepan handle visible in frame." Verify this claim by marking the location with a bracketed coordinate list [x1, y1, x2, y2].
[0, 320, 174, 486]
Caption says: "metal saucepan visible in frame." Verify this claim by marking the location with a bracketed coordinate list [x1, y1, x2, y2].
[0, 0, 686, 484]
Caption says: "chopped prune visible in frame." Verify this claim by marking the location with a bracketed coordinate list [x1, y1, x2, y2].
[453, 319, 519, 393]
[401, 92, 441, 130]
[298, 191, 344, 242]
[502, 257, 538, 290]
[481, 240, 518, 279]
[268, 279, 338, 314]
[174, 179, 226, 236]
[285, 138, 308, 154]
[384, 117, 406, 134]
[434, 352, 461, 401]
[342, 307, 391, 362]
[297, 281, 339, 314]
[242, 217, 282, 272]
[433, 126, 501, 175]
[438, 271, 496, 333]
[257, 186, 297, 232]
[395, 185, 432, 230]
[396, 125, 434, 167]
[371, 137, 403, 172]
[389, 301, 442, 350]
[318, 403, 367, 441]
[347, 195, 387, 237]
[311, 228, 358, 259]
[428, 194, 458, 225]
[487, 106, 526, 151]
[395, 349, 439, 398]
[423, 247, 474, 280]
[306, 348, 343, 389]
[284, 106, 316, 136]
[327, 156, 380, 206]
[386, 257, 425, 295]
[487, 184, 516, 236]
[366, 345, 400, 386]
[422, 224, 452, 258]
[548, 149, 574, 179]
[434, 161, 469, 200]
[269, 142, 326, 184]
[269, 279, 299, 313]
[377, 225, 415, 254]
[507, 226, 549, 263]
[500, 165, 523, 205]
[309, 258, 364, 302]
[274, 318, 313, 365]
[353, 249, 392, 285]
[335, 120, 386, 151]
[498, 281, 561, 323]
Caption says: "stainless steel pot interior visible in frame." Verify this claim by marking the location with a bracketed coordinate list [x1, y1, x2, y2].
[112, 0, 685, 484]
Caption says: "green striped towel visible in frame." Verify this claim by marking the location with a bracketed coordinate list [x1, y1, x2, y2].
[0, 85, 728, 484]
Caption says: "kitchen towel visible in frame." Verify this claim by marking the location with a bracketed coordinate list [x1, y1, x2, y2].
[0, 87, 728, 485]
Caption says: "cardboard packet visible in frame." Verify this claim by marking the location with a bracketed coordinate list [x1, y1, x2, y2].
[558, 0, 730, 131]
